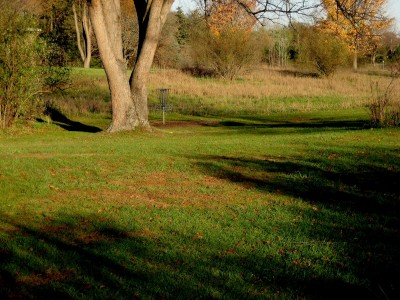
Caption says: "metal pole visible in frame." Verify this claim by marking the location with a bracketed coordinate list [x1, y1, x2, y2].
[161, 89, 166, 125]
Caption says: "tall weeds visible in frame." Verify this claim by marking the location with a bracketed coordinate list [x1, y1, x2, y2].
[367, 63, 400, 127]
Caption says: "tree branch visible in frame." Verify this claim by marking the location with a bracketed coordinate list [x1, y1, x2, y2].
[237, 0, 322, 23]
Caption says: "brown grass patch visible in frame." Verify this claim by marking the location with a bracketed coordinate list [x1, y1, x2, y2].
[17, 269, 72, 286]
[52, 170, 263, 209]
[151, 120, 219, 128]
[126, 227, 161, 238]
[0, 224, 19, 233]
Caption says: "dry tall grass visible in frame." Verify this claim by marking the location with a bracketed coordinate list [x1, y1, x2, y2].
[49, 65, 399, 117]
[147, 65, 398, 115]
[149, 65, 387, 100]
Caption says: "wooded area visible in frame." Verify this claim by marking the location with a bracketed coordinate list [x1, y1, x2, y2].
[0, 0, 399, 130]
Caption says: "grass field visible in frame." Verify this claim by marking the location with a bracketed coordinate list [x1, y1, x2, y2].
[48, 65, 399, 117]
[0, 66, 399, 299]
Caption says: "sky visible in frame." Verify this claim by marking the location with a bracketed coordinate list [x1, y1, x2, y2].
[172, 0, 400, 32]
[387, 0, 400, 31]
[172, 0, 196, 12]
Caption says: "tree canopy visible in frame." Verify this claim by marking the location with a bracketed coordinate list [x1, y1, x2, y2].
[320, 0, 393, 70]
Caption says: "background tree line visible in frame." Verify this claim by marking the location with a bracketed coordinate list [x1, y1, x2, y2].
[6, 0, 400, 73]
[1, 0, 399, 129]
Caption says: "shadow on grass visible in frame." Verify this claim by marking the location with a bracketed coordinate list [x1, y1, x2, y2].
[38, 107, 102, 133]
[0, 210, 388, 299]
[190, 147, 399, 297]
[216, 119, 368, 131]
[0, 213, 190, 299]
[277, 69, 320, 78]
[1, 142, 398, 297]
[0, 119, 398, 298]
[193, 152, 399, 213]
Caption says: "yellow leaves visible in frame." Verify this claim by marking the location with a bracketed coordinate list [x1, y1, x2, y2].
[319, 0, 392, 54]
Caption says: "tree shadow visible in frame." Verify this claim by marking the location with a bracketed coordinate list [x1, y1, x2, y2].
[216, 119, 368, 131]
[0, 213, 198, 298]
[277, 69, 320, 78]
[190, 151, 399, 297]
[1, 209, 393, 299]
[193, 151, 400, 214]
[39, 107, 102, 133]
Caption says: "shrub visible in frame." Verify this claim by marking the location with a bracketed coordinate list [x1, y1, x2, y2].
[367, 62, 400, 127]
[0, 1, 71, 128]
[298, 27, 349, 77]
[188, 21, 262, 80]
[0, 1, 44, 128]
[41, 42, 71, 92]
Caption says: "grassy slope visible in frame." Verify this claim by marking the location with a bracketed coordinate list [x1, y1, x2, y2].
[0, 109, 399, 299]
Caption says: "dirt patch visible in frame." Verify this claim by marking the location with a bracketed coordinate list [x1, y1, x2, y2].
[284, 118, 312, 122]
[151, 120, 218, 128]
[48, 170, 263, 209]
[0, 224, 19, 233]
[17, 269, 72, 286]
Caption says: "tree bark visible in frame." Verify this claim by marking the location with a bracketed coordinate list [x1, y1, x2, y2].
[87, 0, 173, 132]
[352, 51, 358, 72]
[82, 3, 92, 68]
[130, 0, 173, 127]
[352, 39, 358, 72]
[73, 2, 92, 68]
[89, 0, 136, 132]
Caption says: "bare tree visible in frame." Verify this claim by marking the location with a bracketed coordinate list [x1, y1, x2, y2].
[234, 0, 322, 23]
[73, 0, 92, 68]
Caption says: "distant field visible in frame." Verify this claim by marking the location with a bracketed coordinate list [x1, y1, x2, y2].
[0, 66, 399, 298]
[49, 65, 398, 118]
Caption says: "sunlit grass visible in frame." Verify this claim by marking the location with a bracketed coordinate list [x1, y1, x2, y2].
[1, 109, 399, 298]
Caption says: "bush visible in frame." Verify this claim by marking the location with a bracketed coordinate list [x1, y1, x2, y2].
[0, 1, 44, 128]
[41, 42, 71, 92]
[188, 21, 262, 80]
[0, 1, 71, 128]
[298, 27, 349, 77]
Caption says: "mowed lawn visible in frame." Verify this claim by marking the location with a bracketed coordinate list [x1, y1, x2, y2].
[0, 109, 399, 299]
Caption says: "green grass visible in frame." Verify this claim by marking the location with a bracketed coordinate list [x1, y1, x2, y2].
[1, 109, 399, 299]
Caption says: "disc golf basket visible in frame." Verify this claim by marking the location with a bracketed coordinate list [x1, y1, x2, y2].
[157, 88, 172, 125]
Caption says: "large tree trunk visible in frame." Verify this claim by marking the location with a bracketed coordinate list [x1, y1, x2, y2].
[130, 0, 173, 127]
[89, 0, 136, 132]
[87, 0, 173, 132]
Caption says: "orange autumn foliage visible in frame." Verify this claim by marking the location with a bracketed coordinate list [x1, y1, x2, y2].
[206, 0, 257, 35]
